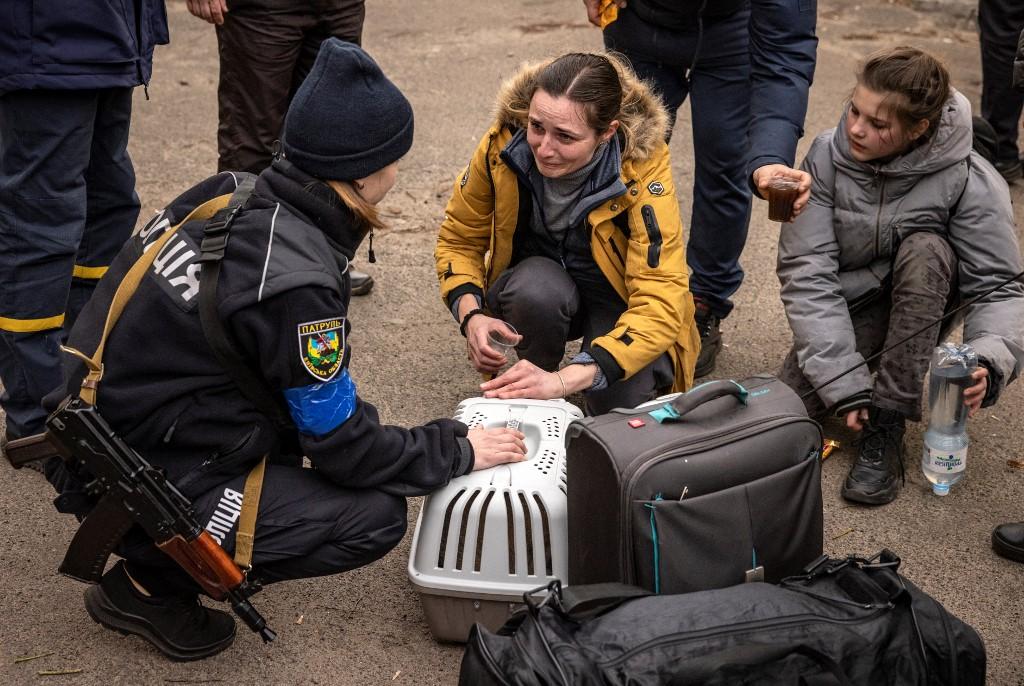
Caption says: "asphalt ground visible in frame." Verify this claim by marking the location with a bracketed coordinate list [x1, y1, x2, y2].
[2, 1, 1022, 684]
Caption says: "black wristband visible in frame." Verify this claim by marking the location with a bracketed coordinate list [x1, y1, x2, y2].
[459, 308, 487, 337]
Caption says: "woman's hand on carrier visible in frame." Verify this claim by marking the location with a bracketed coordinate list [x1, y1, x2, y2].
[468, 427, 527, 470]
[480, 360, 565, 400]
[465, 315, 520, 374]
[963, 367, 988, 418]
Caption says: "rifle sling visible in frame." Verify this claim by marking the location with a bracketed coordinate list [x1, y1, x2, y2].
[234, 455, 266, 569]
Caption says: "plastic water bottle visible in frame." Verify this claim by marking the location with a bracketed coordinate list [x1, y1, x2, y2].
[921, 342, 977, 496]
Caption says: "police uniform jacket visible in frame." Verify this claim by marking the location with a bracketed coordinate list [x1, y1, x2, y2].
[50, 161, 474, 511]
[435, 58, 700, 391]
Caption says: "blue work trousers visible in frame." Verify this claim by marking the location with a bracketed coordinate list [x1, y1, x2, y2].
[605, 8, 753, 319]
[0, 88, 139, 438]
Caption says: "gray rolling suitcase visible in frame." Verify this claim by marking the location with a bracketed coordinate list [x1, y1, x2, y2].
[567, 375, 823, 593]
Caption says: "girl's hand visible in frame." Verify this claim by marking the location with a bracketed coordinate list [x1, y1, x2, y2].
[468, 427, 527, 470]
[465, 316, 520, 374]
[963, 367, 989, 418]
[846, 407, 869, 431]
[753, 164, 812, 219]
[480, 360, 564, 400]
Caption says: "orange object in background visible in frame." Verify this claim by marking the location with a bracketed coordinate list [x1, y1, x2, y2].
[822, 439, 840, 461]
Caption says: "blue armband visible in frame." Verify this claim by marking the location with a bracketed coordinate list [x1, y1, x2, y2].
[283, 369, 357, 436]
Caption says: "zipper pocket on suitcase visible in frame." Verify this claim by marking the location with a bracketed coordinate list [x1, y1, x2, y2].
[618, 414, 822, 582]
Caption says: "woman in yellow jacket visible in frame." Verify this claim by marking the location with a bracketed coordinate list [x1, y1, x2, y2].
[436, 52, 699, 414]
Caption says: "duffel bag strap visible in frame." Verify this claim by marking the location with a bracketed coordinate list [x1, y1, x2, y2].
[525, 581, 651, 622]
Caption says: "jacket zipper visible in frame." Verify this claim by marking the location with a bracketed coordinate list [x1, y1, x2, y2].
[615, 413, 822, 583]
[574, 607, 889, 670]
[874, 173, 887, 259]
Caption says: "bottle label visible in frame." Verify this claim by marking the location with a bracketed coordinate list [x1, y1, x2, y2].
[925, 445, 967, 473]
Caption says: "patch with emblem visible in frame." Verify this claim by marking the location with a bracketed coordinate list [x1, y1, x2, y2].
[647, 181, 665, 196]
[297, 318, 345, 381]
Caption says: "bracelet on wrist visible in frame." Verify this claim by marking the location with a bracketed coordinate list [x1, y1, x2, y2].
[459, 308, 487, 337]
[554, 370, 567, 397]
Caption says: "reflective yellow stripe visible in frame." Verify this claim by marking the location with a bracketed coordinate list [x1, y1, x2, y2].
[73, 265, 108, 280]
[0, 313, 65, 333]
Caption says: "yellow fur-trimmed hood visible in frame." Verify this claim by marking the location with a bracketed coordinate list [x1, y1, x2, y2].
[491, 55, 670, 163]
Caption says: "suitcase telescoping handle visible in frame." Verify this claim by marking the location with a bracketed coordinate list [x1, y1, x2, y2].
[663, 380, 748, 421]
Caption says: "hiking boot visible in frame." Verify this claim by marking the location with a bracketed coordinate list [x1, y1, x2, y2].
[693, 297, 722, 378]
[84, 561, 236, 661]
[995, 157, 1023, 183]
[841, 406, 906, 506]
[350, 268, 374, 296]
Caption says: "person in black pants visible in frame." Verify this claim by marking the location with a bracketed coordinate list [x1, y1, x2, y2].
[583, 0, 817, 378]
[186, 0, 376, 294]
[0, 1, 168, 453]
[979, 0, 1024, 181]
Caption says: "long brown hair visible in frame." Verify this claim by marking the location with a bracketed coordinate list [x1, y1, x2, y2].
[329, 180, 385, 232]
[856, 46, 951, 143]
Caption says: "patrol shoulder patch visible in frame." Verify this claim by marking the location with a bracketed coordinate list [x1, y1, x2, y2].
[647, 181, 665, 196]
[297, 317, 345, 381]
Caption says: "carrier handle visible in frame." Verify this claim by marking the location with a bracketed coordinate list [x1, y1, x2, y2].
[659, 380, 748, 421]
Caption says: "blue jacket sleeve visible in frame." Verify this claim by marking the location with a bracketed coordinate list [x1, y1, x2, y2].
[747, 0, 818, 188]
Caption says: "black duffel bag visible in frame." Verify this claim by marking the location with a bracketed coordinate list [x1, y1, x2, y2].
[459, 551, 985, 685]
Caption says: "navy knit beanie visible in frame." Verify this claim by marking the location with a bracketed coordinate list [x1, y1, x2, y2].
[281, 39, 414, 181]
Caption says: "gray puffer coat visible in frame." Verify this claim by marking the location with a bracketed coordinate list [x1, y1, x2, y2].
[778, 90, 1024, 410]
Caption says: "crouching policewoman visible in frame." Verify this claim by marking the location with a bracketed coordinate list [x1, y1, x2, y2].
[40, 39, 526, 661]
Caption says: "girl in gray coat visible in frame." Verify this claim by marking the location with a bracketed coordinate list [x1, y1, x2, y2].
[777, 46, 1024, 506]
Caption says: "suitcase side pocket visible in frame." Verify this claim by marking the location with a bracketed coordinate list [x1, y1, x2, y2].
[631, 455, 823, 594]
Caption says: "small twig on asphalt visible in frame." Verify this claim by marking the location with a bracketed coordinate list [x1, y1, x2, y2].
[392, 670, 402, 681]
[164, 679, 224, 684]
[832, 528, 855, 541]
[14, 651, 54, 664]
[38, 669, 83, 677]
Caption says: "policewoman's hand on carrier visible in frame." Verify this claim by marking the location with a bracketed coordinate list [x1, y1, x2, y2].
[468, 427, 528, 470]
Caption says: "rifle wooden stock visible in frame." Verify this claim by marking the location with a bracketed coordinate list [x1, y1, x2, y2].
[157, 531, 245, 602]
[3, 433, 63, 468]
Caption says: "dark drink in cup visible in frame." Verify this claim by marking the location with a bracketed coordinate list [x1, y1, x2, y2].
[767, 177, 800, 222]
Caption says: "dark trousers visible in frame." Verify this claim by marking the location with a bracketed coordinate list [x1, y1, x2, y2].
[980, 0, 1024, 164]
[604, 8, 753, 319]
[0, 88, 139, 439]
[779, 232, 958, 422]
[121, 463, 408, 594]
[485, 256, 675, 415]
[216, 0, 366, 174]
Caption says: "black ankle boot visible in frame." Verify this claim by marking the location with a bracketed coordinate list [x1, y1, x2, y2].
[693, 298, 722, 378]
[84, 561, 236, 661]
[841, 406, 906, 506]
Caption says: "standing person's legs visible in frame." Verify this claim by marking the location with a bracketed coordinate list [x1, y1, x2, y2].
[70, 88, 140, 332]
[979, 0, 1024, 180]
[0, 90, 97, 440]
[685, 11, 753, 323]
[215, 3, 314, 174]
[485, 256, 579, 372]
[298, 0, 366, 91]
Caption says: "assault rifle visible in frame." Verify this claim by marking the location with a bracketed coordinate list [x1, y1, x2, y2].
[6, 396, 275, 643]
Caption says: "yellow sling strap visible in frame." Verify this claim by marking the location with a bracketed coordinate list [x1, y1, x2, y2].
[63, 193, 232, 406]
[234, 455, 267, 569]
[60, 192, 266, 569]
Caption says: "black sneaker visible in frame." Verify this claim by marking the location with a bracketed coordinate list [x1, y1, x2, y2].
[995, 158, 1023, 183]
[350, 268, 375, 296]
[693, 297, 722, 378]
[84, 561, 236, 661]
[841, 406, 906, 506]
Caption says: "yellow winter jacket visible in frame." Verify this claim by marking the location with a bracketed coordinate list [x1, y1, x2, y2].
[435, 59, 699, 392]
